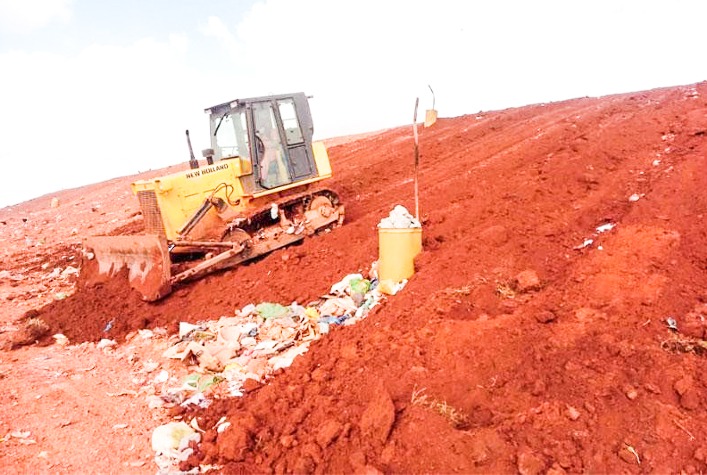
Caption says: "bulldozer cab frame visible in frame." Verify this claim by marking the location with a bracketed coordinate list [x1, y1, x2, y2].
[206, 93, 319, 193]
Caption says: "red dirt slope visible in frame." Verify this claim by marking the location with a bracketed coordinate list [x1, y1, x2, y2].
[4, 82, 707, 473]
[192, 83, 707, 473]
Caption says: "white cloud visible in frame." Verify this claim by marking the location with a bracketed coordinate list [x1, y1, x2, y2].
[197, 0, 432, 138]
[0, 0, 74, 34]
[199, 0, 707, 139]
[1, 0, 707, 207]
[199, 16, 241, 56]
[0, 34, 210, 207]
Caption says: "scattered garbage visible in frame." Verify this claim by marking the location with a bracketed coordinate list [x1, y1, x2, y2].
[628, 193, 641, 202]
[255, 302, 290, 319]
[378, 205, 421, 229]
[149, 257, 413, 472]
[0, 271, 27, 287]
[270, 343, 311, 371]
[96, 338, 117, 350]
[595, 223, 615, 233]
[574, 221, 619, 251]
[181, 392, 210, 408]
[178, 322, 203, 339]
[215, 417, 230, 433]
[349, 276, 371, 294]
[154, 370, 170, 384]
[156, 263, 400, 404]
[182, 374, 222, 394]
[151, 421, 200, 469]
[147, 395, 165, 409]
[106, 390, 138, 397]
[331, 274, 366, 295]
[666, 317, 679, 331]
[141, 360, 160, 373]
[137, 329, 155, 339]
[319, 297, 357, 316]
[573, 239, 594, 250]
[2, 430, 36, 445]
[61, 266, 79, 277]
[52, 333, 69, 346]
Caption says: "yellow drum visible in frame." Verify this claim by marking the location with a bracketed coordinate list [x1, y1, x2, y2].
[378, 228, 422, 282]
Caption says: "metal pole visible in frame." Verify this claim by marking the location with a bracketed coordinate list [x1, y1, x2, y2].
[413, 97, 420, 220]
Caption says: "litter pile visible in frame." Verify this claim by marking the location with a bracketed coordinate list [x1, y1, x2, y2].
[151, 267, 407, 469]
[161, 270, 406, 396]
[378, 204, 421, 229]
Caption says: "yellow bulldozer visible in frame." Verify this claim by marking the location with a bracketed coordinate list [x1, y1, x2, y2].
[81, 92, 344, 301]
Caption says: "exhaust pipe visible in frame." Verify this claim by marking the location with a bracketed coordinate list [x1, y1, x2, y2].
[186, 130, 200, 170]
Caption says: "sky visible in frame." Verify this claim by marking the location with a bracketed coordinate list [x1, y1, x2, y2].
[1, 0, 706, 208]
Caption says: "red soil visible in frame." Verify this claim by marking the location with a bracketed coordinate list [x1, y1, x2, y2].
[2, 82, 707, 473]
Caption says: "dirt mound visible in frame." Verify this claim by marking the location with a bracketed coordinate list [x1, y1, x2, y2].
[3, 82, 707, 472]
[189, 83, 707, 473]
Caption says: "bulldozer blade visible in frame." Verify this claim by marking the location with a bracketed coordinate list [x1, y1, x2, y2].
[81, 235, 172, 301]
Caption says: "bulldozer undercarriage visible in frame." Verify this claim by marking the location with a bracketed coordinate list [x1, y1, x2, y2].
[81, 190, 344, 301]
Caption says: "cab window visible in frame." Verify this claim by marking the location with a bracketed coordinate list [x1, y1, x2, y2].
[214, 111, 250, 161]
[277, 99, 304, 145]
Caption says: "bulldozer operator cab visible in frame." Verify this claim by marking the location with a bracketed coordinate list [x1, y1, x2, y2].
[206, 92, 319, 192]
